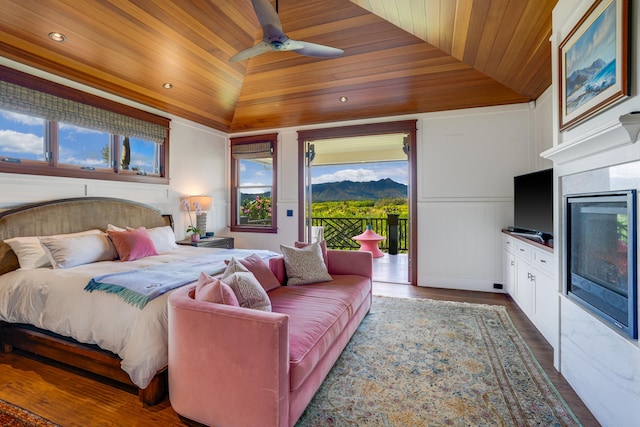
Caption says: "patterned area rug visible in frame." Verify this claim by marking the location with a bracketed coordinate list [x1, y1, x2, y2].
[0, 399, 60, 427]
[297, 296, 581, 426]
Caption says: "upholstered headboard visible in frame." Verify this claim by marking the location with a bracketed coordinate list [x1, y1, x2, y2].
[0, 197, 173, 276]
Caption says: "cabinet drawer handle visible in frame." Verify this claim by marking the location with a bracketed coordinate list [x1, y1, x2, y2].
[519, 248, 525, 252]
[540, 259, 547, 263]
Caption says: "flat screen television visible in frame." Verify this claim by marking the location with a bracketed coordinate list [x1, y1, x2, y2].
[512, 168, 554, 242]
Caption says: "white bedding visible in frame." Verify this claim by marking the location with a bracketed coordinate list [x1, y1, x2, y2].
[0, 246, 276, 388]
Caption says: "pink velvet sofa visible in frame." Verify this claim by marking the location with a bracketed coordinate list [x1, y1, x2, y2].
[167, 249, 373, 427]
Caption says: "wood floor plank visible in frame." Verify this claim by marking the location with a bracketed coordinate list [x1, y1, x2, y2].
[0, 282, 600, 426]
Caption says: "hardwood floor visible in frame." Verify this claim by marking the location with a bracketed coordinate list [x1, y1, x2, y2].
[0, 282, 601, 426]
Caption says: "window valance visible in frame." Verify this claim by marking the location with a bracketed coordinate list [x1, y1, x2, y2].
[231, 141, 274, 159]
[0, 80, 167, 144]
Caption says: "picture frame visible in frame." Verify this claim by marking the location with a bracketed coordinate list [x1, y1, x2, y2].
[558, 0, 630, 131]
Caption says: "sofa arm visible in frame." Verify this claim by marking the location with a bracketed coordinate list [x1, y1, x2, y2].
[168, 285, 290, 427]
[327, 249, 373, 279]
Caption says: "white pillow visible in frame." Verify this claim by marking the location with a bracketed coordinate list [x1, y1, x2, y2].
[221, 258, 272, 311]
[39, 233, 118, 269]
[107, 223, 126, 232]
[280, 242, 333, 286]
[5, 229, 102, 269]
[145, 226, 178, 253]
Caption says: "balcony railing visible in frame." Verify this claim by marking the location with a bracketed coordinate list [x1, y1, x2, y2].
[310, 214, 408, 253]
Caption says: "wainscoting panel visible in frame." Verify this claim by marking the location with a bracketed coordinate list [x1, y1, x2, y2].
[417, 200, 512, 292]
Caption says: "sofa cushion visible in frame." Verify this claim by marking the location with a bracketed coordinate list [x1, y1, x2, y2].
[227, 253, 281, 292]
[195, 272, 239, 306]
[268, 275, 371, 390]
[280, 242, 332, 286]
[222, 258, 272, 311]
[294, 240, 329, 269]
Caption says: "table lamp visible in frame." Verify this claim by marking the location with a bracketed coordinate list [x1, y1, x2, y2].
[188, 195, 212, 237]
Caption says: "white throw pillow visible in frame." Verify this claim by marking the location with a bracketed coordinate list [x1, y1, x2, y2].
[280, 242, 332, 286]
[145, 225, 178, 253]
[5, 229, 102, 269]
[107, 223, 126, 232]
[221, 258, 272, 311]
[39, 233, 118, 269]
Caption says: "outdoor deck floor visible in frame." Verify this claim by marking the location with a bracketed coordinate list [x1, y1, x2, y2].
[372, 252, 409, 284]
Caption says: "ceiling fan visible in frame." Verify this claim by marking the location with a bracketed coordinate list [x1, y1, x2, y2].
[230, 0, 344, 62]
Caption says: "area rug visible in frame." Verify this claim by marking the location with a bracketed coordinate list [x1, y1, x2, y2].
[296, 296, 581, 426]
[0, 399, 60, 427]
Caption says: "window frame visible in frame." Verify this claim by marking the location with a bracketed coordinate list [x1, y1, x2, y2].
[0, 65, 169, 184]
[230, 133, 278, 233]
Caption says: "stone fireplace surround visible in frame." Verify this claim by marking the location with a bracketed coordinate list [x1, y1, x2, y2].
[558, 162, 640, 426]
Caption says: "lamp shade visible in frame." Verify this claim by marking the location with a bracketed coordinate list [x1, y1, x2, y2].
[188, 195, 212, 211]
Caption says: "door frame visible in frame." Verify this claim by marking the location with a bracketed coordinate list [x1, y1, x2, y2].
[297, 120, 418, 285]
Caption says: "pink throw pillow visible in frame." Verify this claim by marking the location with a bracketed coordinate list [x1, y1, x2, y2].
[194, 272, 239, 306]
[295, 240, 329, 269]
[107, 227, 158, 261]
[225, 253, 281, 292]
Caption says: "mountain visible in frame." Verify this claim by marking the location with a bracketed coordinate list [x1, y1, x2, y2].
[312, 178, 407, 202]
[566, 59, 615, 113]
[566, 58, 607, 97]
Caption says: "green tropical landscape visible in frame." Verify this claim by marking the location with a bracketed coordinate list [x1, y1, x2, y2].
[241, 179, 409, 251]
[311, 178, 408, 220]
[312, 198, 408, 219]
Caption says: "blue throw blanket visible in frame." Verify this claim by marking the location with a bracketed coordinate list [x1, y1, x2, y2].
[84, 249, 278, 309]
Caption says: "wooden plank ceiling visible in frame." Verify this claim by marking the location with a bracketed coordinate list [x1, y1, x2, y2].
[0, 0, 557, 133]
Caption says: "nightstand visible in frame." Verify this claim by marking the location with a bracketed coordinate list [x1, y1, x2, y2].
[177, 236, 234, 249]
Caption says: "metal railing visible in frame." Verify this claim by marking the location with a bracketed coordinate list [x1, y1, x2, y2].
[311, 214, 408, 253]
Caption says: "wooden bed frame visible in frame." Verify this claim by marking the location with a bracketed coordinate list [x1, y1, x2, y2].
[0, 197, 174, 406]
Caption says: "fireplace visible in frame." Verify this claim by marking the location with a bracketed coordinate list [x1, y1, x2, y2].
[565, 190, 637, 339]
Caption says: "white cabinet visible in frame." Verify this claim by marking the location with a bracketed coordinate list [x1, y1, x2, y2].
[503, 249, 516, 295]
[502, 232, 558, 352]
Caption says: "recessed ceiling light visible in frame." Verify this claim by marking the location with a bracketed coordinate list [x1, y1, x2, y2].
[339, 96, 348, 103]
[162, 83, 173, 89]
[48, 32, 66, 42]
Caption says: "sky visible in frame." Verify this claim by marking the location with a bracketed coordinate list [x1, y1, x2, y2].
[241, 159, 408, 189]
[312, 161, 408, 185]
[566, 1, 616, 74]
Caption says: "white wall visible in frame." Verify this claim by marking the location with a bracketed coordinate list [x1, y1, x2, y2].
[231, 101, 549, 292]
[416, 103, 545, 291]
[543, 1, 640, 426]
[0, 57, 229, 241]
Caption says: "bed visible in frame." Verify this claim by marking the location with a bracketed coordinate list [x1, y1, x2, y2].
[0, 197, 275, 405]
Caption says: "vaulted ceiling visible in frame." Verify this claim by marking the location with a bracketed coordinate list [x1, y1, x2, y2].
[0, 0, 557, 133]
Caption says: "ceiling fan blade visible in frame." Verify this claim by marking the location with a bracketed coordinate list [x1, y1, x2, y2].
[231, 0, 344, 61]
[229, 41, 272, 62]
[293, 41, 344, 58]
[252, 0, 282, 32]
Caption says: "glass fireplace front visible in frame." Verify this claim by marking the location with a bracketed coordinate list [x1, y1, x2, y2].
[566, 190, 637, 339]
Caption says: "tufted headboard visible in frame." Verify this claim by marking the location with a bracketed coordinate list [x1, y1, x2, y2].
[0, 197, 173, 276]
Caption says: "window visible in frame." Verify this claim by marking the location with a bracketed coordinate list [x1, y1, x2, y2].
[0, 109, 46, 163]
[0, 66, 169, 183]
[230, 134, 278, 233]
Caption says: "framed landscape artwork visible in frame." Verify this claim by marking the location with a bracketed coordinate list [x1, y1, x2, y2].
[558, 0, 629, 131]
